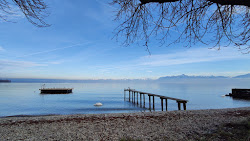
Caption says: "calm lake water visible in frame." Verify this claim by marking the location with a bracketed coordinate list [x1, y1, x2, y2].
[0, 79, 250, 117]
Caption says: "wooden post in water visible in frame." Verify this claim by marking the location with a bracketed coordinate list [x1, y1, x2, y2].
[177, 102, 181, 110]
[183, 102, 187, 110]
[161, 98, 163, 111]
[149, 95, 151, 110]
[129, 90, 130, 102]
[131, 91, 133, 103]
[131, 91, 134, 103]
[137, 92, 138, 105]
[153, 96, 155, 110]
[134, 91, 135, 103]
[165, 99, 168, 111]
[140, 93, 142, 107]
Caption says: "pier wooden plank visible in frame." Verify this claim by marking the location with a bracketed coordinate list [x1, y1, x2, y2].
[125, 89, 187, 101]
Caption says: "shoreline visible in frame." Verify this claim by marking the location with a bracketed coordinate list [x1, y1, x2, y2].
[1, 107, 250, 140]
[1, 106, 249, 118]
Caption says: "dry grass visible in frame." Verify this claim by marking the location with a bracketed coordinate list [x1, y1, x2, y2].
[198, 118, 250, 141]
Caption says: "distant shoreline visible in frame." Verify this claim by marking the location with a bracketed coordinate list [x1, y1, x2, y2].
[1, 78, 250, 84]
[1, 107, 249, 140]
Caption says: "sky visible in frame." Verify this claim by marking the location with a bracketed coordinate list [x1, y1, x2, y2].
[0, 0, 250, 80]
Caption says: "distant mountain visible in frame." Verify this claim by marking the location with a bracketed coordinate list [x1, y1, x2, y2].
[158, 74, 228, 80]
[6, 78, 154, 83]
[234, 73, 250, 78]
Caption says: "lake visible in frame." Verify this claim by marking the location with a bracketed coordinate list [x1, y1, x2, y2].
[0, 79, 250, 117]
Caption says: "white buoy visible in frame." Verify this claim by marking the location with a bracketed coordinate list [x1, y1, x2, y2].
[94, 102, 103, 106]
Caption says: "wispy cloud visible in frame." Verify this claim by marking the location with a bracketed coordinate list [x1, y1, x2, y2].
[17, 42, 91, 58]
[0, 59, 46, 69]
[137, 47, 250, 67]
[90, 47, 250, 76]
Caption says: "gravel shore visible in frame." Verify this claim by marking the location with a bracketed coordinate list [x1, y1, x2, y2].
[0, 107, 250, 140]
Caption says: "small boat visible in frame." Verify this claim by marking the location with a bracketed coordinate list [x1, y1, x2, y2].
[0, 79, 11, 83]
[39, 88, 73, 94]
[94, 102, 103, 106]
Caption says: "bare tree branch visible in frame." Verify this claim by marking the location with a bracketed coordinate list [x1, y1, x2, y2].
[0, 0, 49, 27]
[140, 0, 250, 7]
[112, 0, 250, 52]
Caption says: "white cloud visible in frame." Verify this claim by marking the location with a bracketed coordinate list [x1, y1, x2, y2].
[137, 47, 250, 67]
[0, 59, 46, 70]
[47, 61, 63, 65]
[90, 47, 250, 76]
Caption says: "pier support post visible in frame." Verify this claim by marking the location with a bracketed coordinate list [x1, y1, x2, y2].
[149, 95, 151, 111]
[183, 102, 187, 110]
[161, 98, 163, 111]
[153, 96, 155, 110]
[165, 99, 168, 111]
[137, 92, 138, 105]
[177, 102, 181, 110]
[134, 91, 135, 103]
[131, 91, 133, 103]
[132, 91, 133, 103]
[129, 90, 130, 102]
[140, 93, 142, 107]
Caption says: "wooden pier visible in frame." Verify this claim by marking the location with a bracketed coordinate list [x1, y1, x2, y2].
[124, 88, 188, 111]
[39, 88, 73, 94]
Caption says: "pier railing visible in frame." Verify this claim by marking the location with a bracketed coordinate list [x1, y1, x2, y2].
[124, 88, 188, 111]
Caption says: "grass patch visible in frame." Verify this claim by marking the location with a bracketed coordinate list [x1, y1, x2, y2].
[200, 118, 250, 141]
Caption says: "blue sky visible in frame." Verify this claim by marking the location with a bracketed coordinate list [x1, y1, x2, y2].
[0, 0, 249, 79]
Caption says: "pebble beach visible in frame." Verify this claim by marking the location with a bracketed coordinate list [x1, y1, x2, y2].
[0, 107, 250, 140]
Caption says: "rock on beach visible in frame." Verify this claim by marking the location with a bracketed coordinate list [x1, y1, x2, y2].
[0, 107, 250, 140]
